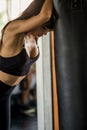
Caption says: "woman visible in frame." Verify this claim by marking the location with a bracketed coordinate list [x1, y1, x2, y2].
[0, 0, 57, 129]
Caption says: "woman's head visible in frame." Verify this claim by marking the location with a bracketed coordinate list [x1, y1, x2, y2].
[28, 26, 49, 37]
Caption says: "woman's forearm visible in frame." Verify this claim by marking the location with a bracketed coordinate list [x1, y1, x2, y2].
[40, 0, 53, 19]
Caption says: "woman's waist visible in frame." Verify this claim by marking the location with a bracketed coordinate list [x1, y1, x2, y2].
[0, 71, 26, 86]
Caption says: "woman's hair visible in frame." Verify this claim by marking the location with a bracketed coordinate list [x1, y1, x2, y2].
[0, 0, 58, 45]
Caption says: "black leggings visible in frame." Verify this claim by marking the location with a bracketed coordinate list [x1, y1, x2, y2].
[0, 81, 16, 130]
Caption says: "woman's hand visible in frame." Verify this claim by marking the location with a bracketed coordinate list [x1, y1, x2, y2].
[24, 34, 38, 58]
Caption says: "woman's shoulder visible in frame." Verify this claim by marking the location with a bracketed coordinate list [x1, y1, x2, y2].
[0, 30, 24, 55]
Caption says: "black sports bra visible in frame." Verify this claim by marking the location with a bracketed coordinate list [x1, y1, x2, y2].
[0, 48, 39, 76]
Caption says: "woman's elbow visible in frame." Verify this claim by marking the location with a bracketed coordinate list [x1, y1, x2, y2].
[46, 11, 52, 20]
[41, 11, 52, 22]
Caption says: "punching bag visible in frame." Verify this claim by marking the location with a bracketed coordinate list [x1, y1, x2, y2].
[54, 0, 87, 130]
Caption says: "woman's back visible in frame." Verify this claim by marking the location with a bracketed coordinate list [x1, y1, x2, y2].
[0, 30, 24, 57]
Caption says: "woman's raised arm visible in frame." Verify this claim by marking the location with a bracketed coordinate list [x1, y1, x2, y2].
[6, 0, 53, 35]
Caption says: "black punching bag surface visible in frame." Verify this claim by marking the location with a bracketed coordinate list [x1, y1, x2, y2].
[54, 0, 87, 130]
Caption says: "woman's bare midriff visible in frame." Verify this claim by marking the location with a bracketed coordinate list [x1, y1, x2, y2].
[0, 71, 26, 87]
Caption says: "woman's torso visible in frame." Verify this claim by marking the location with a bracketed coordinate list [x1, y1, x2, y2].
[0, 32, 31, 87]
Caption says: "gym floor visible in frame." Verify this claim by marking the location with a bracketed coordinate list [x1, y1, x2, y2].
[10, 106, 37, 130]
